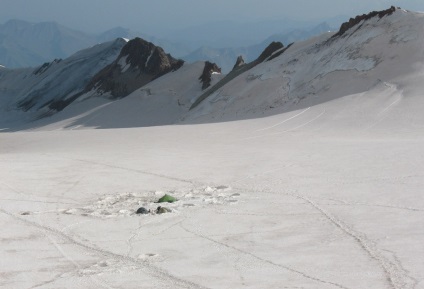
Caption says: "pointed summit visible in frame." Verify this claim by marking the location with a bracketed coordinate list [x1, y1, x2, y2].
[232, 55, 246, 70]
[85, 37, 184, 99]
[199, 61, 221, 90]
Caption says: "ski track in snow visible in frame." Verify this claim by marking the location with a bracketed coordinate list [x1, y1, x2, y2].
[0, 207, 210, 289]
[229, 160, 416, 289]
[0, 178, 80, 204]
[228, 184, 417, 289]
[42, 229, 115, 289]
[50, 155, 197, 186]
[377, 98, 402, 116]
[254, 107, 311, 132]
[232, 167, 293, 186]
[364, 96, 402, 131]
[318, 200, 424, 213]
[179, 221, 352, 289]
[29, 273, 72, 289]
[0, 197, 78, 205]
[125, 217, 159, 258]
[244, 109, 326, 140]
[281, 190, 416, 289]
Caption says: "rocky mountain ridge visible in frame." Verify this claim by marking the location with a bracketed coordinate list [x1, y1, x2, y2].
[0, 36, 222, 120]
[183, 22, 332, 72]
[83, 38, 185, 99]
[1, 7, 423, 131]
[0, 38, 127, 115]
[332, 6, 398, 38]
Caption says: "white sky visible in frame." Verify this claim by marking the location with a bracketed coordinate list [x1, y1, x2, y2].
[1, 0, 423, 34]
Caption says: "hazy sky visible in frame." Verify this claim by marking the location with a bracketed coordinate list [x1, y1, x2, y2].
[1, 0, 423, 35]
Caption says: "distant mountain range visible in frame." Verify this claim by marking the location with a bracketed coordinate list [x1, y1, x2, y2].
[184, 22, 332, 72]
[0, 19, 336, 70]
[0, 20, 190, 68]
[161, 17, 343, 49]
[0, 19, 94, 68]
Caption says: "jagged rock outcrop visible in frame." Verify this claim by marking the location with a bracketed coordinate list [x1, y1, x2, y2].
[199, 61, 221, 90]
[254, 41, 284, 63]
[332, 6, 398, 38]
[267, 43, 294, 61]
[190, 41, 284, 110]
[33, 59, 62, 75]
[85, 37, 184, 99]
[232, 56, 245, 70]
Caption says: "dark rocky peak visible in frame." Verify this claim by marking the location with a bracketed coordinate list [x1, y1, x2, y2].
[118, 37, 184, 75]
[255, 41, 284, 63]
[267, 42, 294, 62]
[232, 55, 246, 71]
[199, 61, 221, 90]
[84, 37, 184, 99]
[119, 38, 155, 70]
[332, 6, 398, 38]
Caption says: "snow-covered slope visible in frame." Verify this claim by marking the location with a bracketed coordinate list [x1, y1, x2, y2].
[0, 38, 126, 117]
[2, 7, 424, 133]
[2, 8, 424, 289]
[187, 8, 424, 129]
[0, 33, 221, 130]
[12, 61, 223, 130]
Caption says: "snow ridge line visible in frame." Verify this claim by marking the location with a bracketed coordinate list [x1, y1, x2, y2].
[180, 223, 352, 289]
[0, 207, 209, 289]
[286, 192, 415, 289]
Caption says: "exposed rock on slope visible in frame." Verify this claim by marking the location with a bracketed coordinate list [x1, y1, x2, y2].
[183, 22, 332, 73]
[0, 38, 126, 115]
[33, 59, 62, 75]
[232, 56, 246, 70]
[332, 6, 397, 38]
[36, 61, 216, 129]
[187, 7, 424, 123]
[199, 61, 221, 90]
[0, 37, 187, 118]
[190, 41, 284, 109]
[255, 41, 284, 63]
[84, 37, 184, 99]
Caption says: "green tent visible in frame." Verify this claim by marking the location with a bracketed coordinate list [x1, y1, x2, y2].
[157, 194, 177, 203]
